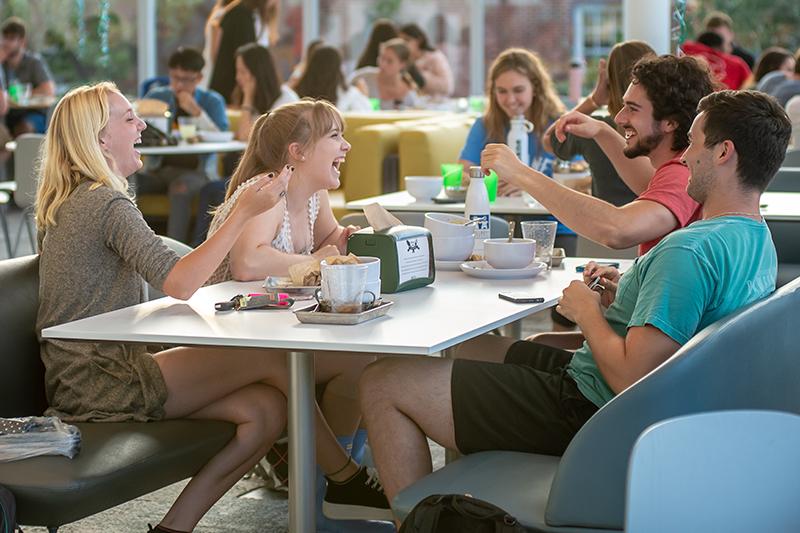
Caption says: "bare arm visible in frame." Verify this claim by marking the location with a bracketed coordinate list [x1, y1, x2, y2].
[482, 143, 678, 249]
[557, 281, 682, 394]
[162, 172, 285, 298]
[33, 80, 55, 98]
[555, 111, 655, 195]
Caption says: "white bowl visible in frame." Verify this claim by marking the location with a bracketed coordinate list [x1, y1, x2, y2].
[357, 256, 381, 281]
[424, 212, 475, 238]
[199, 130, 235, 142]
[484, 238, 536, 269]
[405, 176, 443, 201]
[433, 235, 474, 261]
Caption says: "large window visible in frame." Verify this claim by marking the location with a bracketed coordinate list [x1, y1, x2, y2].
[1, 0, 138, 95]
[485, 0, 621, 99]
[318, 0, 472, 96]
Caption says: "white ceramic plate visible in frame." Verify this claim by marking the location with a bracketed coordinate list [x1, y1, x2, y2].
[460, 260, 547, 280]
[435, 259, 467, 271]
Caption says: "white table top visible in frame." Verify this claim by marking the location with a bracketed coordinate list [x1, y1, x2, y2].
[759, 192, 800, 221]
[138, 140, 247, 156]
[345, 191, 550, 216]
[4, 139, 247, 155]
[346, 191, 800, 222]
[43, 258, 628, 356]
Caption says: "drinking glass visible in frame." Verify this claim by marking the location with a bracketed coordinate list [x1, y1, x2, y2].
[177, 116, 197, 141]
[319, 262, 370, 313]
[521, 221, 557, 268]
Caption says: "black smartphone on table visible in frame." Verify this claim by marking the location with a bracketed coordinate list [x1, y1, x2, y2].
[575, 262, 620, 273]
[498, 292, 545, 304]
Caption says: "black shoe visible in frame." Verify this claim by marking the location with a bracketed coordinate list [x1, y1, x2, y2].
[263, 437, 289, 492]
[323, 465, 394, 521]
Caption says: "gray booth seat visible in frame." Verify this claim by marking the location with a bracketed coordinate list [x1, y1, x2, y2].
[393, 276, 800, 532]
[0, 255, 236, 531]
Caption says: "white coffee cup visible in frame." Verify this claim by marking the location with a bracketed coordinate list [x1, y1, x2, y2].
[318, 261, 376, 313]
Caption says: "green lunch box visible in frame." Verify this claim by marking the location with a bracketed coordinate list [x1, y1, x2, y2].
[347, 225, 435, 293]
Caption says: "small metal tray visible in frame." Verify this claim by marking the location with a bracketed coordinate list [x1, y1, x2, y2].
[263, 276, 319, 298]
[294, 300, 393, 325]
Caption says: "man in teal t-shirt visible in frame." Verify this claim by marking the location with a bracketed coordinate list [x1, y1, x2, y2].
[358, 90, 792, 506]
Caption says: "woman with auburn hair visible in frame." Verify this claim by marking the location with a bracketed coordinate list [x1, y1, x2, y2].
[459, 48, 564, 195]
[545, 40, 656, 206]
[36, 84, 390, 532]
[294, 45, 372, 112]
[754, 47, 796, 93]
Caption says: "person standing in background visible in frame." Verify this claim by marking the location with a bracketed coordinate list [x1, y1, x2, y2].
[0, 17, 55, 135]
[398, 23, 454, 99]
[209, 0, 280, 103]
[200, 0, 238, 88]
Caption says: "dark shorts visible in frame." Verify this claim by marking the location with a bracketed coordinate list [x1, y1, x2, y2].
[451, 340, 598, 456]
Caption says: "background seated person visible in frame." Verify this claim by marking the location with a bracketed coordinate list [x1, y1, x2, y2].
[373, 38, 419, 110]
[544, 40, 656, 207]
[0, 16, 55, 135]
[136, 46, 228, 244]
[398, 23, 454, 99]
[359, 89, 791, 511]
[206, 99, 359, 284]
[460, 47, 564, 195]
[232, 43, 298, 142]
[295, 45, 372, 112]
[348, 18, 398, 97]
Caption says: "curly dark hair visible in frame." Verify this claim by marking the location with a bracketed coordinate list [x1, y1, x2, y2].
[631, 55, 716, 152]
[698, 90, 791, 192]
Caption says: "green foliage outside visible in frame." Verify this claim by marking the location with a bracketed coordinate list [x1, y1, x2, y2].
[691, 0, 800, 53]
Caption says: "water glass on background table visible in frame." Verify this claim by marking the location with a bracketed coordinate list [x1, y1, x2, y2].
[521, 221, 557, 268]
[177, 116, 198, 141]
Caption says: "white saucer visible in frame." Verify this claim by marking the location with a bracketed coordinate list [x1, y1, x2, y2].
[460, 260, 546, 279]
[435, 259, 467, 271]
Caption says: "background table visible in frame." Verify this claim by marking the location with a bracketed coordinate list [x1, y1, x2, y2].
[43, 257, 628, 532]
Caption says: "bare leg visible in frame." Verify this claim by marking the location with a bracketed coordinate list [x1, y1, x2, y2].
[160, 383, 286, 530]
[315, 351, 374, 439]
[360, 356, 458, 504]
[152, 346, 371, 529]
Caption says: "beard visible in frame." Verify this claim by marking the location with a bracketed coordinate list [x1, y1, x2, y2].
[623, 129, 665, 159]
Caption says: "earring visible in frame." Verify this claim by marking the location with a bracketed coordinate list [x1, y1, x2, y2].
[301, 156, 306, 161]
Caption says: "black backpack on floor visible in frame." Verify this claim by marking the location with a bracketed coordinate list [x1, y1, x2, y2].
[0, 485, 16, 533]
[399, 493, 528, 533]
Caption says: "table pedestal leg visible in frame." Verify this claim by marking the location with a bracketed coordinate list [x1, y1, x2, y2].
[288, 350, 315, 533]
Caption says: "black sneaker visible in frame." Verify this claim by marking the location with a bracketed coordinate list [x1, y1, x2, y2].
[262, 437, 289, 492]
[322, 465, 394, 521]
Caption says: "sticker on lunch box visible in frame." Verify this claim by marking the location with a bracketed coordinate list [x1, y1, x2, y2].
[396, 236, 430, 285]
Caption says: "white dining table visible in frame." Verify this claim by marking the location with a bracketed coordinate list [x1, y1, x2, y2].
[345, 191, 550, 216]
[347, 190, 800, 222]
[42, 257, 630, 532]
[759, 192, 800, 222]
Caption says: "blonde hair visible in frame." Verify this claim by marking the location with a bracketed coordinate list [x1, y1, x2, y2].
[224, 98, 344, 200]
[484, 48, 565, 144]
[35, 82, 129, 229]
